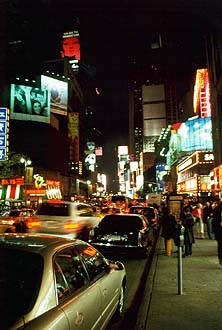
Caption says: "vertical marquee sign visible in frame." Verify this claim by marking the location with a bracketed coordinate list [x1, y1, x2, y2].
[0, 108, 9, 161]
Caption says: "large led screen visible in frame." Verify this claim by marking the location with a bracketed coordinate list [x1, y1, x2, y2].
[61, 31, 80, 60]
[178, 117, 212, 152]
[41, 75, 68, 116]
[10, 84, 50, 124]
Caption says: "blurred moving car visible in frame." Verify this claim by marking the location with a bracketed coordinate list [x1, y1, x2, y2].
[0, 234, 126, 330]
[0, 209, 35, 233]
[89, 213, 154, 257]
[28, 200, 101, 241]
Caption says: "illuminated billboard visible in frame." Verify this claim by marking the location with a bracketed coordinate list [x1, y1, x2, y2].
[41, 75, 68, 116]
[10, 84, 50, 124]
[178, 117, 212, 151]
[61, 31, 80, 60]
[61, 31, 80, 73]
[193, 69, 211, 117]
[0, 108, 9, 161]
[68, 112, 79, 162]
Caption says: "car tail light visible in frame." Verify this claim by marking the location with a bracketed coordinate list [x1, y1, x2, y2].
[64, 221, 81, 232]
[26, 217, 41, 229]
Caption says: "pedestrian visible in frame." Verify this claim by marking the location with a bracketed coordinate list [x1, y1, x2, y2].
[181, 206, 195, 257]
[192, 202, 205, 239]
[203, 201, 213, 239]
[160, 210, 177, 256]
[212, 201, 222, 268]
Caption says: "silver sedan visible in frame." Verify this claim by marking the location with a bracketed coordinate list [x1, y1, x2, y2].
[0, 234, 126, 330]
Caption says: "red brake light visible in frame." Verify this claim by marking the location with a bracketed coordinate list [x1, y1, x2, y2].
[26, 217, 41, 229]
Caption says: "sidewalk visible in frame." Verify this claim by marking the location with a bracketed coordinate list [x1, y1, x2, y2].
[135, 236, 222, 330]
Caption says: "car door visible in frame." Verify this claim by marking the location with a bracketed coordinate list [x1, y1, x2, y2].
[77, 243, 121, 329]
[54, 246, 103, 330]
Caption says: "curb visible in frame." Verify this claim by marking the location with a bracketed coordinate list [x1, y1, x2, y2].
[118, 234, 160, 330]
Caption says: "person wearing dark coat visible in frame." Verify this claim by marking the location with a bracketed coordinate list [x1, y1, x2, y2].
[181, 207, 195, 257]
[160, 211, 177, 255]
[203, 201, 213, 239]
[212, 201, 222, 267]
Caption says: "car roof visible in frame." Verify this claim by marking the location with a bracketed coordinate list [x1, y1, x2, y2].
[129, 206, 154, 209]
[102, 213, 145, 220]
[39, 200, 92, 206]
[0, 234, 82, 254]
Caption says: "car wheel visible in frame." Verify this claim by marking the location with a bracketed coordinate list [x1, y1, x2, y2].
[78, 227, 90, 242]
[113, 284, 125, 321]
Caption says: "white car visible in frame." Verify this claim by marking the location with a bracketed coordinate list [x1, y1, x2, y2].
[28, 200, 101, 240]
[0, 234, 126, 330]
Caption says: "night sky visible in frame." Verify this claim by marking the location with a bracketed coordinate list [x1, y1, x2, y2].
[7, 0, 222, 190]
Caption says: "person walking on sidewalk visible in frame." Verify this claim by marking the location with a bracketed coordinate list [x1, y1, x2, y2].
[181, 206, 195, 257]
[212, 201, 222, 268]
[192, 202, 205, 239]
[203, 201, 213, 239]
[160, 210, 177, 256]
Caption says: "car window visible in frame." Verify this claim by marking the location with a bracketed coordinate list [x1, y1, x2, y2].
[130, 207, 155, 220]
[9, 210, 21, 217]
[98, 215, 144, 233]
[75, 243, 109, 281]
[0, 249, 43, 329]
[77, 204, 93, 216]
[37, 202, 70, 216]
[54, 247, 89, 301]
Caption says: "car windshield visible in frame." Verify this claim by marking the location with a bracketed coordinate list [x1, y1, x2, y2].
[0, 249, 44, 328]
[130, 207, 155, 220]
[9, 210, 21, 217]
[98, 215, 143, 234]
[37, 202, 70, 216]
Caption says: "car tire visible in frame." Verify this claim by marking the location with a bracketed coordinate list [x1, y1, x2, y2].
[139, 246, 149, 259]
[78, 227, 90, 242]
[113, 284, 125, 321]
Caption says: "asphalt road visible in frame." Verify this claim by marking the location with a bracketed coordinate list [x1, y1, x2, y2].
[105, 236, 158, 330]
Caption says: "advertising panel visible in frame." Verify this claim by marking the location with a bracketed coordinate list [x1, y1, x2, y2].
[84, 141, 96, 172]
[10, 84, 50, 123]
[176, 117, 212, 152]
[68, 112, 79, 162]
[41, 75, 68, 116]
[61, 30, 80, 73]
[0, 108, 9, 161]
[61, 31, 80, 60]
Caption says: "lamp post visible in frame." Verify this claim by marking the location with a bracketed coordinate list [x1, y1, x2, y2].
[20, 157, 32, 205]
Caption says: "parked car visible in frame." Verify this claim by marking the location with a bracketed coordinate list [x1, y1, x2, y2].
[89, 213, 154, 257]
[128, 205, 158, 224]
[28, 200, 101, 241]
[0, 234, 126, 330]
[128, 205, 160, 236]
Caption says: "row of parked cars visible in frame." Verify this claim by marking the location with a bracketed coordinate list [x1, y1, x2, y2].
[0, 200, 160, 330]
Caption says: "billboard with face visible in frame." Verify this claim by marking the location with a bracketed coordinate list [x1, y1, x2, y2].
[10, 84, 50, 123]
[61, 31, 80, 60]
[41, 75, 68, 116]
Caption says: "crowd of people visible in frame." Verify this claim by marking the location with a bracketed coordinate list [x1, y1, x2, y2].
[159, 199, 222, 267]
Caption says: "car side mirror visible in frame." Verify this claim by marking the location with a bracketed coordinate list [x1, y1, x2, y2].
[108, 260, 124, 270]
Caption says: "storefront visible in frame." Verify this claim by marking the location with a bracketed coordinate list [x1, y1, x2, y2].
[24, 175, 62, 208]
[176, 151, 214, 198]
[0, 175, 63, 209]
[0, 177, 24, 208]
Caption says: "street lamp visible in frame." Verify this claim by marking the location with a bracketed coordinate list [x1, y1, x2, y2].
[20, 157, 32, 205]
